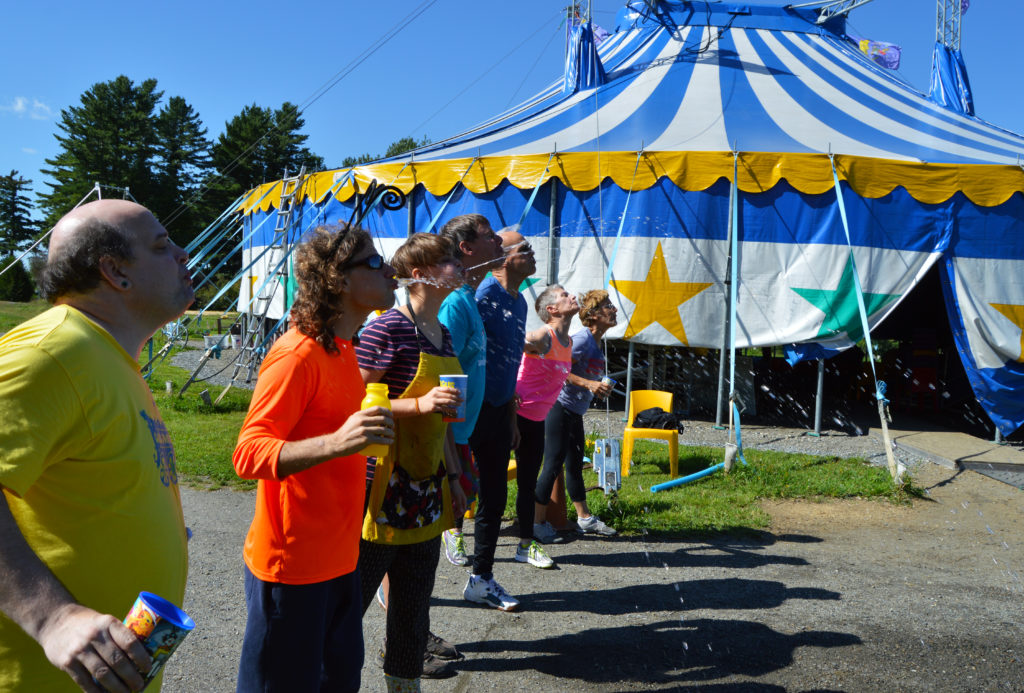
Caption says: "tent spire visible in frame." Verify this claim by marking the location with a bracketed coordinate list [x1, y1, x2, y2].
[564, 4, 606, 94]
[929, 0, 973, 114]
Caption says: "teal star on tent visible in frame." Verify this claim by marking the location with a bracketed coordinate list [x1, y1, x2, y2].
[792, 254, 900, 343]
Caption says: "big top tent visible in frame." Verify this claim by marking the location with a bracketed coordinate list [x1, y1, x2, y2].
[233, 0, 1024, 435]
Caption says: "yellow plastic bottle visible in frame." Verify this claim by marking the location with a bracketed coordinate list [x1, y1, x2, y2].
[360, 383, 392, 458]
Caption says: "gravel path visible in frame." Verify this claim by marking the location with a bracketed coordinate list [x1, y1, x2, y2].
[159, 400, 1024, 689]
[165, 459, 1024, 692]
[161, 344, 1023, 691]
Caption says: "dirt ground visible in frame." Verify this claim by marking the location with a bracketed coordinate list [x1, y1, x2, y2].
[164, 461, 1024, 692]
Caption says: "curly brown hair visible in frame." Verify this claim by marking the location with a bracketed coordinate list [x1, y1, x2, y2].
[578, 289, 610, 327]
[290, 223, 372, 355]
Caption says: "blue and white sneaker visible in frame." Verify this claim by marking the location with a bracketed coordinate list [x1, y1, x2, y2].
[463, 574, 520, 612]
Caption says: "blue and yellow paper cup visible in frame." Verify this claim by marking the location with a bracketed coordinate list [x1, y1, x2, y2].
[439, 374, 468, 422]
[123, 592, 195, 686]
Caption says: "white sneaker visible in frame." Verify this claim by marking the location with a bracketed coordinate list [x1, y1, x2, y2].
[578, 515, 617, 536]
[532, 521, 561, 544]
[463, 574, 520, 612]
[515, 540, 556, 569]
[443, 529, 470, 566]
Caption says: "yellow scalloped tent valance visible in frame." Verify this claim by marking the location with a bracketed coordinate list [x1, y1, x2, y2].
[240, 151, 1024, 215]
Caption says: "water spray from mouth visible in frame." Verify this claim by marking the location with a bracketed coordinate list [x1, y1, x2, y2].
[393, 276, 463, 290]
[461, 255, 507, 273]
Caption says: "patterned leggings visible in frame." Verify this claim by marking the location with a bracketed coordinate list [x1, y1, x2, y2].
[358, 535, 441, 679]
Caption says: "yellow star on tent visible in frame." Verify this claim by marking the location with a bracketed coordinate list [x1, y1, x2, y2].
[990, 303, 1024, 363]
[610, 242, 712, 345]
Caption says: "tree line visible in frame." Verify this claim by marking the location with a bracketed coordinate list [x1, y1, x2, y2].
[0, 75, 428, 302]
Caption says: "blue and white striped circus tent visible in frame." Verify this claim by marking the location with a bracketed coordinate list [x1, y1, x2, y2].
[237, 0, 1024, 434]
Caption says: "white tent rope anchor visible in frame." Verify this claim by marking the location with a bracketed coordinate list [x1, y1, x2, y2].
[725, 148, 748, 472]
[829, 153, 902, 483]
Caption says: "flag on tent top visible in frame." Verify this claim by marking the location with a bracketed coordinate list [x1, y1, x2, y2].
[847, 32, 901, 70]
[961, 0, 970, 15]
[570, 5, 609, 43]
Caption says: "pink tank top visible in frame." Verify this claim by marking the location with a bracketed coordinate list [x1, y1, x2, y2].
[515, 326, 572, 421]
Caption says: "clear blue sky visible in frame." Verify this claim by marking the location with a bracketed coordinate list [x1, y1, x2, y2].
[2, 0, 1020, 216]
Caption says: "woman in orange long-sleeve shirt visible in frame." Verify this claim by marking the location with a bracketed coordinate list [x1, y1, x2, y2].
[233, 224, 396, 693]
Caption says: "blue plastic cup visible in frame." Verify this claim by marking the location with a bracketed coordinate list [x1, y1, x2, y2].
[123, 592, 195, 686]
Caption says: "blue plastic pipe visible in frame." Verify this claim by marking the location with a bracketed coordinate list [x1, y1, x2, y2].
[651, 462, 725, 493]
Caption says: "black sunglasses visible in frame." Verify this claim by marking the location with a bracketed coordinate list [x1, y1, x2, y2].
[342, 253, 385, 271]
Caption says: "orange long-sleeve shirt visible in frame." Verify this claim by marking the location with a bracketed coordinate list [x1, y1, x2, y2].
[233, 328, 366, 584]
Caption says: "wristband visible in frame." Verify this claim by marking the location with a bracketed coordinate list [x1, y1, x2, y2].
[414, 397, 421, 415]
[447, 472, 460, 482]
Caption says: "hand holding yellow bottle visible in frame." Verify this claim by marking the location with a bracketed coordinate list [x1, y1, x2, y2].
[360, 383, 392, 458]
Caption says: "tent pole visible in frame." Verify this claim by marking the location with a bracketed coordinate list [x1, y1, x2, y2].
[624, 341, 635, 423]
[647, 346, 655, 389]
[406, 186, 415, 237]
[547, 178, 558, 283]
[808, 358, 824, 437]
[715, 185, 736, 430]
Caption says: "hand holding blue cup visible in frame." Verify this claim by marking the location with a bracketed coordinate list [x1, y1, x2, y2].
[123, 592, 195, 688]
[439, 374, 468, 422]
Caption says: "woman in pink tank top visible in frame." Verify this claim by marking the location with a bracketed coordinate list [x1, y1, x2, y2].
[511, 285, 578, 570]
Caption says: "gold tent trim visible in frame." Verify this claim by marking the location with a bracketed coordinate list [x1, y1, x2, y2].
[241, 151, 1024, 214]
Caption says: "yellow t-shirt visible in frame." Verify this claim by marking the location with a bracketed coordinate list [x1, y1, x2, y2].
[0, 306, 188, 692]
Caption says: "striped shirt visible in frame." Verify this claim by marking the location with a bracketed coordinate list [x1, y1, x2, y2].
[355, 308, 455, 397]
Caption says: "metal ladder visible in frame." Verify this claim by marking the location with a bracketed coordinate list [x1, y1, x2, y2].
[215, 168, 307, 398]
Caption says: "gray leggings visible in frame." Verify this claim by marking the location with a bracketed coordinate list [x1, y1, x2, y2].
[358, 535, 441, 679]
[535, 401, 588, 505]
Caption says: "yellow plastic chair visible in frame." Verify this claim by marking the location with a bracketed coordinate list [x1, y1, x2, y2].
[621, 390, 679, 478]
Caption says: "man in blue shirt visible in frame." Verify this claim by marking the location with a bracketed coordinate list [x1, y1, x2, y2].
[438, 215, 503, 567]
[462, 227, 535, 612]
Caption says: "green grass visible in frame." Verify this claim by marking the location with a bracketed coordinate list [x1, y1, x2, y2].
[143, 348, 255, 490]
[0, 299, 49, 333]
[507, 437, 921, 537]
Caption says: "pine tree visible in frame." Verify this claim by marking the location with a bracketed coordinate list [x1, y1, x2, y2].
[384, 135, 430, 158]
[337, 135, 430, 169]
[0, 255, 36, 302]
[38, 76, 162, 227]
[152, 96, 213, 247]
[207, 102, 325, 214]
[0, 171, 38, 255]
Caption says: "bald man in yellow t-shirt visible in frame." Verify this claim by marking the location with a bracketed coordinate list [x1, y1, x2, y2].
[0, 200, 194, 692]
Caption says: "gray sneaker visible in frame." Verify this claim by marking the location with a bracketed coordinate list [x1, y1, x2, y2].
[533, 521, 566, 544]
[578, 515, 617, 536]
[515, 540, 556, 569]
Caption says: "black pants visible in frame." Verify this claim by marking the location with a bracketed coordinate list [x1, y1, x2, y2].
[237, 567, 363, 693]
[514, 414, 546, 538]
[469, 400, 513, 578]
[535, 401, 588, 504]
[358, 536, 441, 679]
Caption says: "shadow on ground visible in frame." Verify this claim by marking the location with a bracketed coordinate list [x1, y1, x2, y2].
[456, 617, 859, 686]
